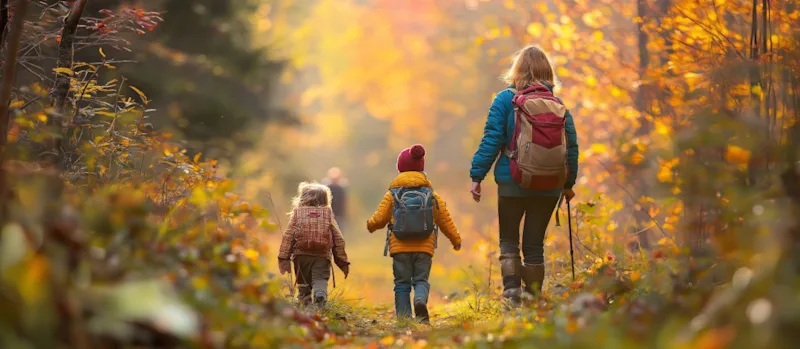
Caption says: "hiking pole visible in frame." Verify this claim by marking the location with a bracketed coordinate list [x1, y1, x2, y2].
[567, 200, 575, 281]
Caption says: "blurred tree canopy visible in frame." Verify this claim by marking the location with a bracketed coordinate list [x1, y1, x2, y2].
[2, 0, 800, 348]
[78, 0, 291, 158]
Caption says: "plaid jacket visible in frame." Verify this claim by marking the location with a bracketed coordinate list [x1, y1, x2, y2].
[278, 206, 349, 269]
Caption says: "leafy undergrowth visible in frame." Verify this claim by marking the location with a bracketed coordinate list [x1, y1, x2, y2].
[268, 247, 800, 349]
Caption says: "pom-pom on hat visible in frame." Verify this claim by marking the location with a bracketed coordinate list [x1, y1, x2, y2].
[396, 144, 426, 173]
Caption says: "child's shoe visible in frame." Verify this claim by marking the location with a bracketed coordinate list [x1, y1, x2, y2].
[414, 300, 430, 324]
[314, 295, 327, 307]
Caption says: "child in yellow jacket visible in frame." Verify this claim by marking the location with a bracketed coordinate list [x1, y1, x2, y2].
[367, 144, 461, 324]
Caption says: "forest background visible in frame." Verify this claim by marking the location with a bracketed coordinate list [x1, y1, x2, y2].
[1, 0, 799, 348]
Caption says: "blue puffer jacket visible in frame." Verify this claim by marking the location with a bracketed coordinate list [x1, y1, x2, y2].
[469, 84, 579, 197]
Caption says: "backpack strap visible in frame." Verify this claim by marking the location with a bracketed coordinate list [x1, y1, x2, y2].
[503, 88, 520, 159]
[384, 226, 391, 257]
[431, 193, 440, 249]
[331, 262, 336, 288]
[390, 187, 405, 209]
[384, 188, 402, 257]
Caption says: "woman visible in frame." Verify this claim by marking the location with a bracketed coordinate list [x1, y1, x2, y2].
[469, 45, 579, 303]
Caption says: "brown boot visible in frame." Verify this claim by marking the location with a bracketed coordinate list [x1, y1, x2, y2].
[521, 263, 545, 298]
[499, 253, 523, 306]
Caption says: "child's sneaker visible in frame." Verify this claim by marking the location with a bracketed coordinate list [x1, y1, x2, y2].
[314, 295, 327, 307]
[414, 300, 430, 324]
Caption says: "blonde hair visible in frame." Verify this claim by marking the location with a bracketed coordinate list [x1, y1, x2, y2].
[290, 182, 331, 212]
[502, 45, 557, 90]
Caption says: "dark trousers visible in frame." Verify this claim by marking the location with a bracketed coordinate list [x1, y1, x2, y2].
[392, 252, 432, 318]
[294, 255, 331, 304]
[498, 196, 560, 265]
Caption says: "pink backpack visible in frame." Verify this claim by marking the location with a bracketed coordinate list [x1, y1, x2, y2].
[502, 83, 568, 190]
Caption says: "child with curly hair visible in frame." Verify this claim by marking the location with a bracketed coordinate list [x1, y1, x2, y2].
[278, 182, 350, 306]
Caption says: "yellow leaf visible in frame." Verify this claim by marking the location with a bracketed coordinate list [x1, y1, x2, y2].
[243, 249, 259, 262]
[684, 72, 703, 91]
[526, 23, 543, 37]
[654, 120, 671, 136]
[592, 31, 603, 41]
[20, 255, 49, 305]
[381, 336, 395, 346]
[9, 99, 24, 109]
[191, 276, 208, 289]
[53, 67, 74, 76]
[657, 165, 673, 183]
[586, 76, 598, 87]
[725, 145, 751, 165]
[129, 85, 149, 105]
[750, 85, 762, 95]
[95, 111, 116, 117]
[630, 152, 644, 164]
[104, 63, 117, 69]
[99, 47, 106, 58]
[35, 113, 47, 123]
[237, 262, 251, 277]
[630, 271, 641, 281]
[189, 187, 209, 208]
[672, 202, 684, 215]
[589, 143, 608, 155]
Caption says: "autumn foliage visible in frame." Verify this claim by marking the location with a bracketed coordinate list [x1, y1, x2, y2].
[1, 0, 800, 348]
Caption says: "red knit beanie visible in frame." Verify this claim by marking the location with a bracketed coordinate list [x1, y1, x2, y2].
[396, 144, 426, 173]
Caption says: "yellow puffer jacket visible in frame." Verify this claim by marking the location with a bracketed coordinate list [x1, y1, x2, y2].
[367, 172, 461, 257]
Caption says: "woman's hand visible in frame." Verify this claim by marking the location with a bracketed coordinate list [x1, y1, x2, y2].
[471, 182, 482, 202]
[562, 188, 575, 202]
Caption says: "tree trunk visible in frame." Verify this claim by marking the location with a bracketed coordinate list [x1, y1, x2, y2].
[0, 0, 28, 151]
[0, 0, 29, 222]
[45, 0, 89, 168]
[631, 0, 652, 250]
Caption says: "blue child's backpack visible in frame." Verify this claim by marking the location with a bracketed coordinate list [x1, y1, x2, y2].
[383, 186, 439, 256]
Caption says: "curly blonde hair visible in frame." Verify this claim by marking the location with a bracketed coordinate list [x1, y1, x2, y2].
[290, 182, 331, 212]
[502, 45, 558, 90]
